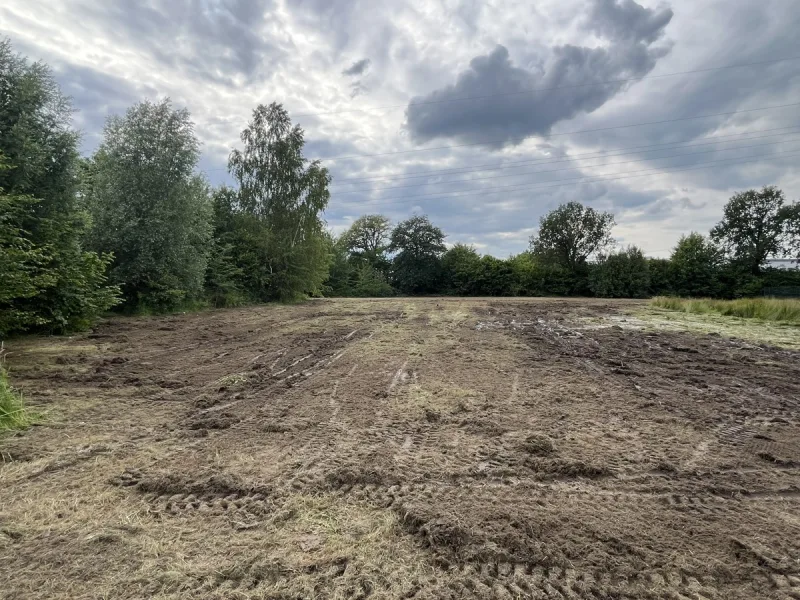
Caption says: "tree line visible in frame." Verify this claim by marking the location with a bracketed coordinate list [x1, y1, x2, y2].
[327, 192, 800, 299]
[1, 37, 799, 338]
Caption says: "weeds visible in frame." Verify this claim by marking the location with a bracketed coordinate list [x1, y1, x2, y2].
[0, 344, 38, 431]
[650, 297, 800, 324]
[0, 367, 37, 431]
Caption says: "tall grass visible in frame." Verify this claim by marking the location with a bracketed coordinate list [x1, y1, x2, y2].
[651, 296, 800, 324]
[0, 366, 38, 431]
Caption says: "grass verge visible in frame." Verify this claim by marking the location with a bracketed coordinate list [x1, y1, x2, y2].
[651, 296, 800, 324]
[0, 366, 38, 431]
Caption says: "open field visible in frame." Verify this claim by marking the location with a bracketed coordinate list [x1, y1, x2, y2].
[2, 297, 800, 599]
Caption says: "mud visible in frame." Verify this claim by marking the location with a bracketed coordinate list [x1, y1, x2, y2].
[1, 298, 799, 599]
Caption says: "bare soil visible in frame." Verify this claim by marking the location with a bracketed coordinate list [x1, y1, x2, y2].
[1, 298, 799, 599]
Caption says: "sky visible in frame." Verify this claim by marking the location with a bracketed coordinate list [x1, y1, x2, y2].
[2, 0, 799, 257]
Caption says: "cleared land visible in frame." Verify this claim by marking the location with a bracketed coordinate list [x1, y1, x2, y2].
[1, 297, 799, 599]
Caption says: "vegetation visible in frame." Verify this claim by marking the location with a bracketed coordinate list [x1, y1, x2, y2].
[84, 99, 211, 311]
[651, 296, 800, 324]
[0, 348, 36, 431]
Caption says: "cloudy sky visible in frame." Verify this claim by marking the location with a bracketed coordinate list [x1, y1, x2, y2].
[2, 0, 799, 257]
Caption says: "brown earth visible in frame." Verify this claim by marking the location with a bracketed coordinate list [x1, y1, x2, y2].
[1, 297, 799, 599]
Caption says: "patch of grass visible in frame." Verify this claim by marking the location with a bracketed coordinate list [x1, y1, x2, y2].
[650, 297, 800, 324]
[0, 367, 38, 431]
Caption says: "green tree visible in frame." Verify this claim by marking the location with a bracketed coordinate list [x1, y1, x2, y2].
[441, 243, 482, 295]
[340, 214, 391, 273]
[647, 257, 672, 296]
[476, 256, 517, 296]
[530, 202, 615, 272]
[0, 39, 118, 333]
[228, 103, 331, 301]
[85, 99, 211, 311]
[589, 246, 650, 298]
[710, 186, 798, 276]
[389, 215, 446, 294]
[670, 233, 721, 297]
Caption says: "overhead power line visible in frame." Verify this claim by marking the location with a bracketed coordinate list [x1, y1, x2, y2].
[330, 148, 800, 208]
[316, 102, 800, 161]
[331, 132, 800, 193]
[332, 125, 800, 184]
[293, 56, 800, 118]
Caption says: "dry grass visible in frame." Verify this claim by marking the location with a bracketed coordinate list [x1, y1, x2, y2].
[651, 296, 800, 324]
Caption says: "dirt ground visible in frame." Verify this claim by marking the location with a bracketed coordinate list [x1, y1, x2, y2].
[1, 297, 799, 599]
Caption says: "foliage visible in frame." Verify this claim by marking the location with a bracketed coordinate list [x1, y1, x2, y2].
[389, 215, 446, 294]
[669, 233, 722, 298]
[651, 296, 800, 324]
[0, 349, 38, 431]
[508, 252, 576, 296]
[646, 258, 672, 296]
[476, 255, 517, 296]
[227, 103, 331, 301]
[590, 246, 650, 298]
[530, 201, 615, 272]
[340, 214, 391, 273]
[711, 186, 798, 275]
[0, 40, 119, 335]
[85, 99, 211, 311]
[441, 244, 482, 295]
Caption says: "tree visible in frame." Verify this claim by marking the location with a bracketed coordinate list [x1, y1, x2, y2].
[340, 214, 391, 272]
[710, 186, 798, 276]
[670, 233, 721, 297]
[477, 255, 517, 296]
[86, 99, 211, 310]
[389, 215, 446, 294]
[530, 201, 615, 272]
[227, 102, 331, 301]
[589, 246, 650, 298]
[647, 258, 672, 296]
[0, 39, 119, 333]
[441, 244, 482, 295]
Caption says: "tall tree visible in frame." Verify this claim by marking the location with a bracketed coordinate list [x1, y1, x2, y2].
[710, 186, 798, 275]
[389, 215, 446, 294]
[227, 103, 331, 301]
[670, 232, 721, 297]
[86, 99, 211, 310]
[340, 214, 391, 272]
[530, 201, 615, 271]
[0, 39, 118, 334]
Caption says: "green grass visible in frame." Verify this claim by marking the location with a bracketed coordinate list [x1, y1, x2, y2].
[650, 296, 800, 324]
[0, 367, 38, 431]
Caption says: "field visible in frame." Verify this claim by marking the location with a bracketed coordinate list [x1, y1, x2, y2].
[1, 298, 799, 599]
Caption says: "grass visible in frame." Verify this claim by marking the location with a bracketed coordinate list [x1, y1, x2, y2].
[0, 366, 38, 431]
[651, 296, 800, 324]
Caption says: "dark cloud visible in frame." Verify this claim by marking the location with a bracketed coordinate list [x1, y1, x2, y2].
[589, 0, 673, 44]
[405, 0, 672, 148]
[342, 58, 371, 76]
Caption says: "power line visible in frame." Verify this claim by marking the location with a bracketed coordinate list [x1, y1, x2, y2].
[331, 126, 800, 185]
[329, 148, 800, 209]
[331, 133, 800, 194]
[316, 102, 800, 161]
[292, 56, 800, 118]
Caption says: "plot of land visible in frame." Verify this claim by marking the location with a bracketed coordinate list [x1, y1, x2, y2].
[1, 298, 800, 599]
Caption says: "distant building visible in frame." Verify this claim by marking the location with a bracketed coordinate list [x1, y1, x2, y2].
[765, 258, 800, 270]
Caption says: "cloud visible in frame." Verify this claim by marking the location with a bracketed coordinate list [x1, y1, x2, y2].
[342, 58, 371, 76]
[588, 0, 673, 44]
[405, 0, 672, 147]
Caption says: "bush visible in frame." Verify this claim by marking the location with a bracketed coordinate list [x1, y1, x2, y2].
[589, 246, 650, 298]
